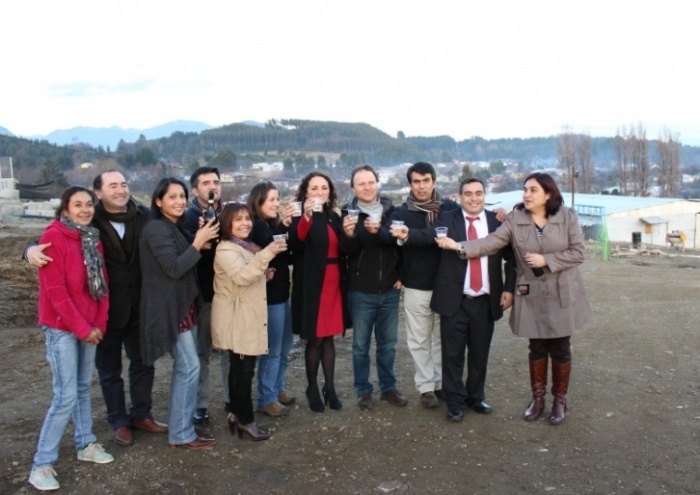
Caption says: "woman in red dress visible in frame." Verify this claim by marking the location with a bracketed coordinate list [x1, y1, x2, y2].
[289, 172, 350, 412]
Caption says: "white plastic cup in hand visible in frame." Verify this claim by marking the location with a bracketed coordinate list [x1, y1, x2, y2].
[369, 213, 382, 228]
[312, 198, 323, 212]
[273, 234, 287, 245]
[347, 209, 360, 220]
[291, 201, 303, 217]
[435, 227, 448, 238]
[391, 220, 405, 236]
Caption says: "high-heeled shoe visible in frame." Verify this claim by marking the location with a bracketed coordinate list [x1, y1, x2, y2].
[235, 422, 270, 441]
[322, 385, 342, 410]
[227, 413, 236, 435]
[306, 386, 325, 413]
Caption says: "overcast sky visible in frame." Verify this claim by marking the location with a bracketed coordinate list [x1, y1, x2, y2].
[3, 1, 698, 144]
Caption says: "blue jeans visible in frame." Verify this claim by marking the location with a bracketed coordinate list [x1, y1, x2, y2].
[168, 328, 200, 445]
[33, 328, 97, 469]
[257, 300, 293, 407]
[349, 289, 400, 396]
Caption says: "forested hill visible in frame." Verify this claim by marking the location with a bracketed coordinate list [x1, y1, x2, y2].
[3, 119, 700, 174]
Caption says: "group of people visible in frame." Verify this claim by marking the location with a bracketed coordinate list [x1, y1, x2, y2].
[24, 162, 591, 491]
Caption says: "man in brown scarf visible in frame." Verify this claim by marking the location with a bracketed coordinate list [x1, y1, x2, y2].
[388, 162, 459, 408]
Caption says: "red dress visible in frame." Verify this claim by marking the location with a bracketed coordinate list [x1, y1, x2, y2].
[296, 216, 344, 338]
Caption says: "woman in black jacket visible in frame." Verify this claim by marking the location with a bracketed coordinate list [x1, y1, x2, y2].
[288, 172, 350, 412]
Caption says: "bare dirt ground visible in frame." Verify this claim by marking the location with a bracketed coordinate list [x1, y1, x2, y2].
[0, 224, 698, 495]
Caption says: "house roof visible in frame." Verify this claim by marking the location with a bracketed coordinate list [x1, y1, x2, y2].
[484, 191, 681, 215]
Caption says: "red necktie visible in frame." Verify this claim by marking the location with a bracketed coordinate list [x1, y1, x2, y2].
[467, 216, 482, 292]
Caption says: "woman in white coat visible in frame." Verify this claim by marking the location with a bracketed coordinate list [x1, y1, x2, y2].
[211, 202, 286, 441]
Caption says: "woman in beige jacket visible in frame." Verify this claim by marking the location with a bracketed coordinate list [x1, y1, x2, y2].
[436, 173, 591, 425]
[211, 203, 286, 441]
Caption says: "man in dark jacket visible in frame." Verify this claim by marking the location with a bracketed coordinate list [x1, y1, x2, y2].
[182, 166, 228, 424]
[431, 178, 516, 422]
[389, 162, 459, 408]
[339, 165, 408, 410]
[26, 171, 168, 446]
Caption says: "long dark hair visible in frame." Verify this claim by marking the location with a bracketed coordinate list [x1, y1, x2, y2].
[219, 202, 252, 241]
[55, 185, 96, 220]
[514, 172, 564, 217]
[248, 181, 280, 225]
[295, 171, 337, 213]
[150, 177, 189, 222]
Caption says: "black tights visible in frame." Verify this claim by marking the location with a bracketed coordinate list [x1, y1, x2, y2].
[528, 337, 571, 363]
[305, 337, 336, 389]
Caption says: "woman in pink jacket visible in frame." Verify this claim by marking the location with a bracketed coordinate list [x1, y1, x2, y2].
[29, 186, 113, 491]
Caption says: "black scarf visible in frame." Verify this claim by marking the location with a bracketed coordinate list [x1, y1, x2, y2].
[59, 214, 109, 300]
[93, 198, 141, 264]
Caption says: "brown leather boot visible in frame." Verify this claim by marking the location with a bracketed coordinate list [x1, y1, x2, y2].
[548, 360, 571, 425]
[523, 358, 548, 421]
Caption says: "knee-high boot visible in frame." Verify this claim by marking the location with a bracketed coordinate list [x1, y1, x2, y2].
[548, 360, 571, 425]
[523, 358, 548, 421]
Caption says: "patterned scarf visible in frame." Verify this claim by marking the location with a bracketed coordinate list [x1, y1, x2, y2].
[59, 214, 109, 300]
[223, 235, 262, 254]
[406, 190, 442, 227]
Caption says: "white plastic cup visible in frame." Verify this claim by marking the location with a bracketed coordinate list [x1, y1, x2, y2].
[273, 234, 287, 245]
[369, 213, 382, 227]
[312, 198, 323, 212]
[435, 227, 448, 238]
[291, 201, 303, 217]
[347, 209, 360, 220]
[391, 220, 405, 235]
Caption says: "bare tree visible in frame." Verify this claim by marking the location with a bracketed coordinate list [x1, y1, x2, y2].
[657, 129, 681, 197]
[557, 126, 577, 203]
[632, 123, 650, 196]
[577, 132, 594, 193]
[613, 126, 629, 195]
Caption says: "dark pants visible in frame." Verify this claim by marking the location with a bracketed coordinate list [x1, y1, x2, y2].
[228, 352, 257, 425]
[528, 337, 571, 363]
[95, 316, 155, 429]
[440, 295, 494, 411]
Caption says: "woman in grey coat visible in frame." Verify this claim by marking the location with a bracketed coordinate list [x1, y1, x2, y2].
[436, 173, 591, 425]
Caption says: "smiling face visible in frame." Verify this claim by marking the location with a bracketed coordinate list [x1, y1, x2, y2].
[95, 171, 129, 213]
[155, 183, 188, 223]
[522, 178, 551, 215]
[63, 191, 95, 226]
[306, 176, 330, 203]
[352, 169, 379, 203]
[230, 209, 253, 240]
[409, 172, 436, 203]
[260, 188, 280, 220]
[460, 180, 486, 217]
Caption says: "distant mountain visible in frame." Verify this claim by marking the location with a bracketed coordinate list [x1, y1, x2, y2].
[28, 120, 214, 149]
[0, 125, 13, 137]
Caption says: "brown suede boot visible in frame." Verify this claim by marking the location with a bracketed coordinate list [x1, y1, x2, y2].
[523, 358, 548, 421]
[548, 360, 571, 425]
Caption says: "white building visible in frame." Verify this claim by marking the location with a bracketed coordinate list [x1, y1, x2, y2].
[485, 190, 700, 249]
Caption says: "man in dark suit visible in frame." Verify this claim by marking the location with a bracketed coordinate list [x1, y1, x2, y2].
[431, 178, 516, 422]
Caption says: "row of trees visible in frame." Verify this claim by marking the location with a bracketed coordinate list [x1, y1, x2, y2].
[557, 124, 682, 198]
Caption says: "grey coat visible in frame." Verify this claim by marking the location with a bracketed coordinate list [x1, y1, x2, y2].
[458, 206, 592, 339]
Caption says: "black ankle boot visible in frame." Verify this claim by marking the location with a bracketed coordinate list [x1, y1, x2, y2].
[306, 386, 325, 413]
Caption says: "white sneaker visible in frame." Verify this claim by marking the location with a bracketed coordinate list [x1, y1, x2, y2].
[77, 443, 114, 464]
[29, 466, 60, 491]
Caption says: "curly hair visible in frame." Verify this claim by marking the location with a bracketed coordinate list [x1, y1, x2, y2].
[295, 171, 337, 214]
